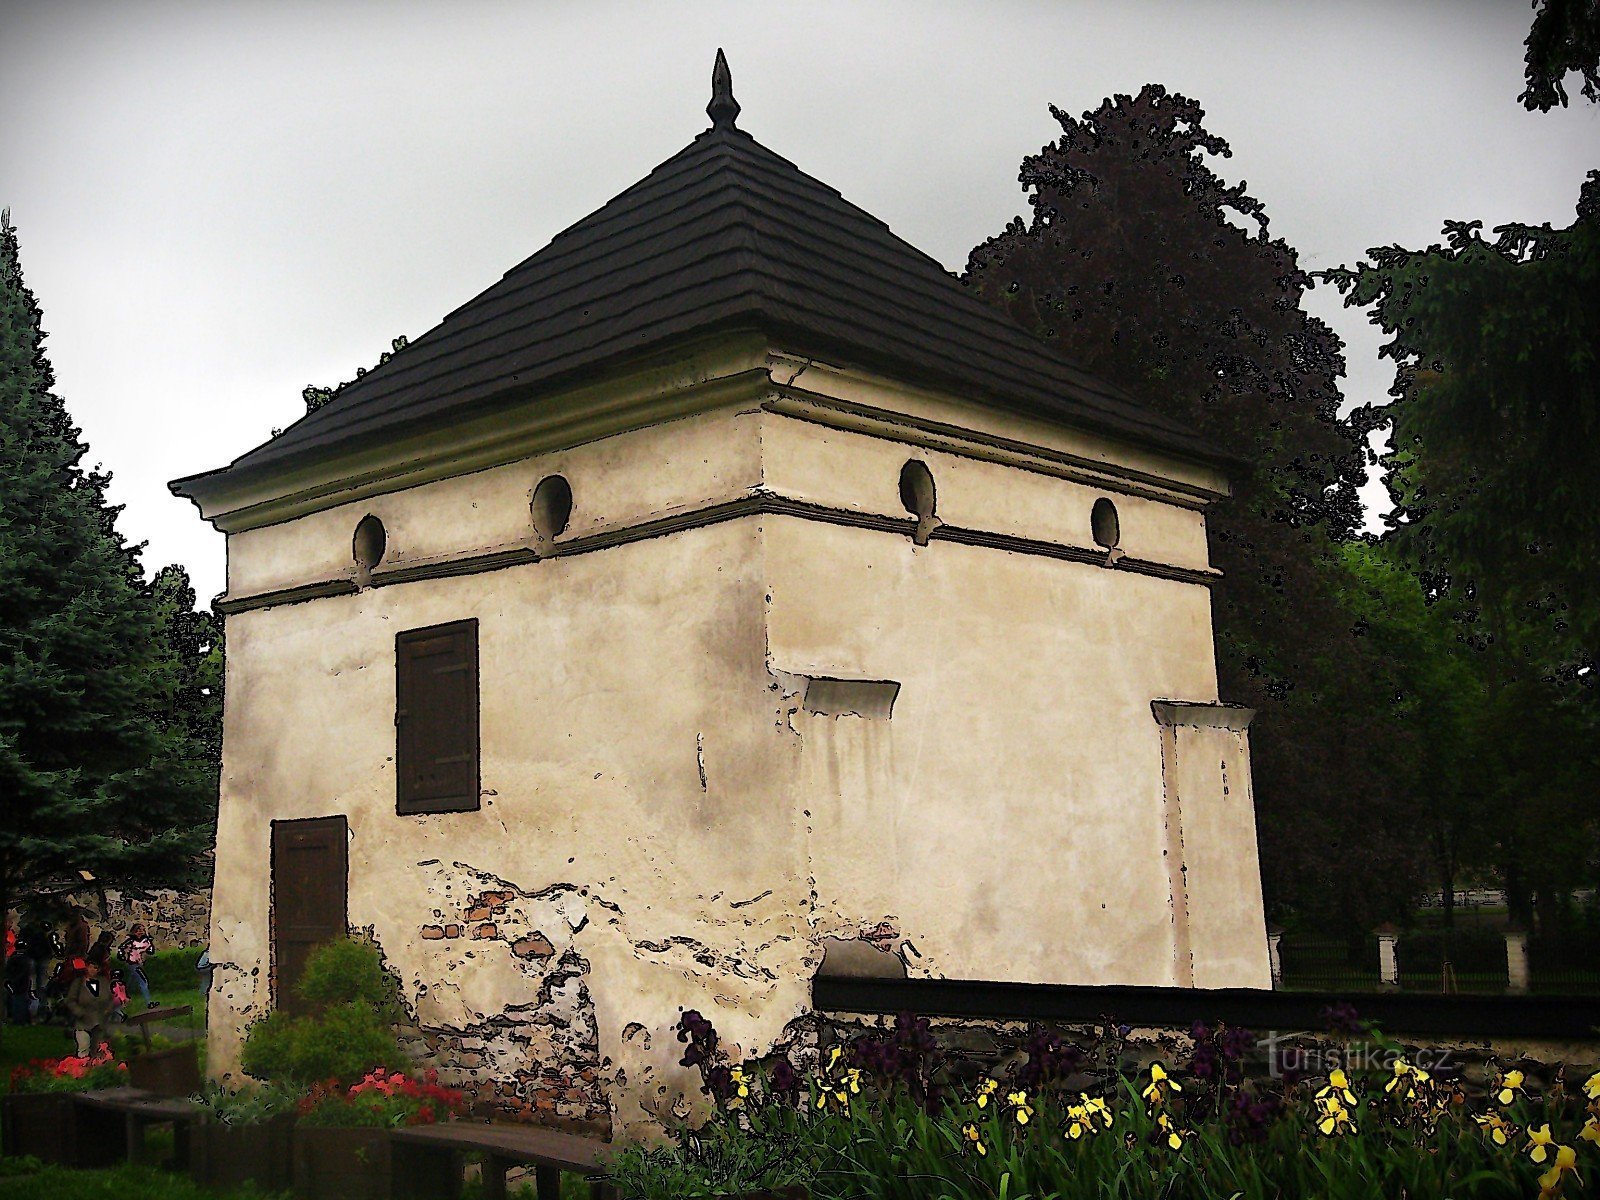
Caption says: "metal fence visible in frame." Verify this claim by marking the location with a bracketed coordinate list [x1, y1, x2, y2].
[1277, 929, 1600, 995]
[1275, 935, 1377, 993]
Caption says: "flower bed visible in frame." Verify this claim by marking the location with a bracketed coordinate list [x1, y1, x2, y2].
[2, 1046, 128, 1166]
[604, 1008, 1600, 1199]
[290, 1068, 466, 1200]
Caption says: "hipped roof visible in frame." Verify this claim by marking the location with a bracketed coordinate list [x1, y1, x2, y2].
[178, 57, 1224, 496]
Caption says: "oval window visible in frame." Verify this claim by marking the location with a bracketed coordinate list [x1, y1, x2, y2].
[352, 514, 387, 571]
[532, 474, 573, 540]
[899, 460, 936, 522]
[1091, 498, 1121, 550]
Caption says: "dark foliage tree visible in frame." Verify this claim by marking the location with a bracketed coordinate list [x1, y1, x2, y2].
[1335, 541, 1493, 927]
[965, 85, 1420, 927]
[0, 211, 214, 992]
[1522, 0, 1600, 111]
[1322, 174, 1600, 930]
[150, 563, 224, 790]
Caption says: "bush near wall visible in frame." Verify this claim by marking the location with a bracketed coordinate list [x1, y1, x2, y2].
[239, 938, 406, 1086]
[139, 946, 205, 992]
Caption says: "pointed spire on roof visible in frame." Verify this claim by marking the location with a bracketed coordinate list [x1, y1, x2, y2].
[707, 48, 740, 130]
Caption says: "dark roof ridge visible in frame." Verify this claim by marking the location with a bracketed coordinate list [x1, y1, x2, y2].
[199, 90, 1230, 482]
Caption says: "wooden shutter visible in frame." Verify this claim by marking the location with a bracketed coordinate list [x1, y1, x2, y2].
[270, 816, 348, 1016]
[396, 618, 480, 814]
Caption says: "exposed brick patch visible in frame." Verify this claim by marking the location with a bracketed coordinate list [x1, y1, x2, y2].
[512, 933, 556, 960]
[410, 864, 610, 1136]
[420, 925, 446, 940]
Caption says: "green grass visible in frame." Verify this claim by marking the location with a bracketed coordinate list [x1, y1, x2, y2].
[0, 1023, 80, 1089]
[144, 986, 206, 1032]
[1, 983, 206, 1093]
[0, 1156, 281, 1199]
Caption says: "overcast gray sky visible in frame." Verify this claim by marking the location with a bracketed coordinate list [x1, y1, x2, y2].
[3, 0, 1594, 602]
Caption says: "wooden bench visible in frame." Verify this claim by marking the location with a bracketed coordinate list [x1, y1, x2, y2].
[390, 1120, 618, 1200]
[119, 1005, 201, 1095]
[73, 1087, 204, 1169]
[121, 1003, 194, 1045]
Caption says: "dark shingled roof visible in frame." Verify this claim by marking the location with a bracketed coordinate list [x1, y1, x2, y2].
[209, 68, 1222, 484]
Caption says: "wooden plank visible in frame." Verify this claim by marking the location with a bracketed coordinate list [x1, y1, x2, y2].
[123, 1005, 192, 1026]
[389, 1122, 609, 1172]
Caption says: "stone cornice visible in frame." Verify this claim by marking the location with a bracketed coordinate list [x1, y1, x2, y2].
[217, 494, 1221, 616]
[171, 335, 775, 533]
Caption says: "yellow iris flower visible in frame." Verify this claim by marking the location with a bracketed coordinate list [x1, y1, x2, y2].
[1314, 1091, 1357, 1137]
[1316, 1069, 1358, 1108]
[1007, 1090, 1033, 1126]
[1141, 1062, 1182, 1105]
[1475, 1112, 1517, 1147]
[1583, 1071, 1600, 1102]
[973, 1078, 999, 1109]
[1537, 1144, 1579, 1199]
[1528, 1124, 1556, 1163]
[1155, 1112, 1185, 1151]
[1064, 1094, 1114, 1140]
[1494, 1069, 1526, 1106]
[961, 1122, 987, 1157]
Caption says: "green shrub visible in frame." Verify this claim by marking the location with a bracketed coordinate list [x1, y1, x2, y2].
[237, 1010, 300, 1083]
[238, 938, 406, 1085]
[285, 1000, 403, 1084]
[193, 1081, 301, 1126]
[139, 945, 205, 992]
[295, 937, 403, 1018]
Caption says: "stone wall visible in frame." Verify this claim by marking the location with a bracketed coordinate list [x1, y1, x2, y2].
[7, 887, 210, 953]
[100, 888, 212, 949]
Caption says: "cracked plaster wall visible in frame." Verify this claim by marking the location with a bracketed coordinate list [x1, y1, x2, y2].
[762, 412, 1266, 990]
[209, 385, 1267, 1140]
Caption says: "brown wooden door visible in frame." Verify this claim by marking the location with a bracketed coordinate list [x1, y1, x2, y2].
[270, 816, 348, 1016]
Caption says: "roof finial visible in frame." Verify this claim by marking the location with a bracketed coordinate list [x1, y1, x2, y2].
[708, 48, 740, 130]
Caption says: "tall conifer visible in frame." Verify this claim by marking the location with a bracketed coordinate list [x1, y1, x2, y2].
[0, 211, 211, 980]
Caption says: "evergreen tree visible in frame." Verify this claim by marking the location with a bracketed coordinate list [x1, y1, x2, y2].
[1322, 173, 1600, 930]
[965, 86, 1421, 926]
[150, 562, 224, 788]
[0, 211, 212, 986]
[1522, 0, 1600, 111]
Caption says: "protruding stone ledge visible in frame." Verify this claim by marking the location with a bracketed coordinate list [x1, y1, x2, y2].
[1150, 700, 1256, 731]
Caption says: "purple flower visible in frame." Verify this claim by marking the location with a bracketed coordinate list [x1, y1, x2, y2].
[1224, 1088, 1282, 1145]
[1015, 1024, 1086, 1091]
[769, 1058, 802, 1106]
[1321, 1002, 1363, 1037]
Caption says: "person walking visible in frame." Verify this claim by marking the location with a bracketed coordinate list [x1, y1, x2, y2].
[86, 931, 115, 972]
[119, 924, 157, 1009]
[64, 959, 116, 1056]
[20, 920, 57, 1001]
[64, 911, 91, 960]
[4, 945, 33, 1024]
